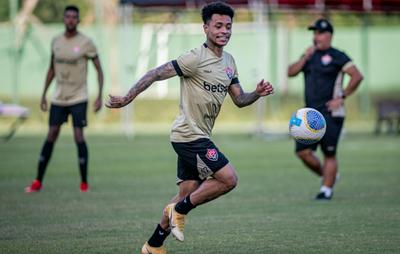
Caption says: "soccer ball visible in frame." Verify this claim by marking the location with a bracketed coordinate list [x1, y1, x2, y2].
[289, 108, 326, 144]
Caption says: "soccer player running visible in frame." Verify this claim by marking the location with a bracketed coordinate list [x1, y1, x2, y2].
[25, 5, 104, 193]
[288, 19, 363, 200]
[106, 2, 273, 253]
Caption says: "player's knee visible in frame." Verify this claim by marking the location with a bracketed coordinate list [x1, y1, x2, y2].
[224, 174, 238, 191]
[74, 136, 85, 143]
[47, 128, 60, 142]
[47, 134, 57, 142]
[296, 149, 311, 161]
[73, 130, 85, 143]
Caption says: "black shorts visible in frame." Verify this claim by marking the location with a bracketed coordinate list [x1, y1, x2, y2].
[49, 102, 88, 127]
[171, 138, 229, 184]
[296, 114, 344, 156]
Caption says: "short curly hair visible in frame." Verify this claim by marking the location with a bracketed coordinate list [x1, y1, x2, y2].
[201, 1, 234, 24]
[64, 5, 80, 16]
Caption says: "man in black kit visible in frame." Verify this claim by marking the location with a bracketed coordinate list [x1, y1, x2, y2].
[288, 19, 363, 200]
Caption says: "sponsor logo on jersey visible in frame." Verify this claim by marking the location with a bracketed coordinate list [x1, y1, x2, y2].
[203, 81, 228, 94]
[205, 148, 218, 161]
[73, 46, 81, 53]
[321, 54, 332, 65]
[224, 67, 234, 79]
[55, 58, 78, 65]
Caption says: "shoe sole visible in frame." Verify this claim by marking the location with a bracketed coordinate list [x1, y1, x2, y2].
[141, 243, 166, 254]
[25, 188, 41, 193]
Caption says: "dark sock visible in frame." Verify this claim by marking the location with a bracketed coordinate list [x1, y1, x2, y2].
[36, 141, 55, 182]
[77, 142, 88, 183]
[175, 195, 196, 215]
[147, 224, 170, 247]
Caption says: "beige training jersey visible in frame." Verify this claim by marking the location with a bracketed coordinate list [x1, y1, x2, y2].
[170, 43, 239, 142]
[51, 32, 97, 106]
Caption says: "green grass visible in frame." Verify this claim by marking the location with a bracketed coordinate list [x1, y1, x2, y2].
[0, 133, 399, 253]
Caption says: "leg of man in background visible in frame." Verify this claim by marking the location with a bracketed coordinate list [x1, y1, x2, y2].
[25, 125, 61, 193]
[315, 116, 343, 200]
[316, 155, 338, 200]
[297, 149, 338, 200]
[73, 127, 89, 192]
[296, 149, 323, 176]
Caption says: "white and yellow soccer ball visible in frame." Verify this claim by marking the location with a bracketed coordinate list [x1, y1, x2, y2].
[289, 108, 326, 144]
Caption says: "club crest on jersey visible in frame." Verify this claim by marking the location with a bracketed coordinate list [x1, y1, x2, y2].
[205, 148, 218, 161]
[224, 67, 234, 79]
[73, 46, 81, 53]
[321, 54, 332, 65]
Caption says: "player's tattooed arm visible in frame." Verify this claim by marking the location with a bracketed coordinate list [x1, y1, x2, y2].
[228, 80, 274, 108]
[229, 84, 259, 108]
[106, 61, 177, 108]
[126, 61, 177, 100]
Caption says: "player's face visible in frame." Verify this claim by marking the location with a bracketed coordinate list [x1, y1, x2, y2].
[313, 30, 332, 50]
[203, 14, 232, 47]
[64, 10, 79, 32]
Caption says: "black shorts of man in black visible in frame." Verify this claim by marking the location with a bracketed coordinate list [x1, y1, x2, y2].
[296, 114, 344, 156]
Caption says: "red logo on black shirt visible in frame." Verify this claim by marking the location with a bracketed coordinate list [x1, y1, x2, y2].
[321, 54, 332, 65]
[205, 149, 218, 161]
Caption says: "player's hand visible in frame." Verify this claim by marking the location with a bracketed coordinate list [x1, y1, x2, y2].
[105, 94, 133, 108]
[256, 79, 274, 97]
[40, 97, 48, 112]
[304, 46, 315, 60]
[326, 97, 344, 111]
[93, 96, 102, 113]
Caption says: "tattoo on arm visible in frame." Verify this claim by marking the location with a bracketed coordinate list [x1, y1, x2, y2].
[230, 84, 260, 108]
[126, 62, 177, 100]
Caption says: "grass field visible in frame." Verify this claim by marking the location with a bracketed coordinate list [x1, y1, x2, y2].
[1, 133, 399, 254]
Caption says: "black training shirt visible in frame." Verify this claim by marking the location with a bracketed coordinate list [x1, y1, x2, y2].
[302, 47, 351, 115]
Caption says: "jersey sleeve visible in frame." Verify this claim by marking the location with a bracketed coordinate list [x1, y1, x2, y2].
[338, 51, 353, 71]
[84, 39, 98, 59]
[172, 49, 199, 77]
[230, 57, 240, 85]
